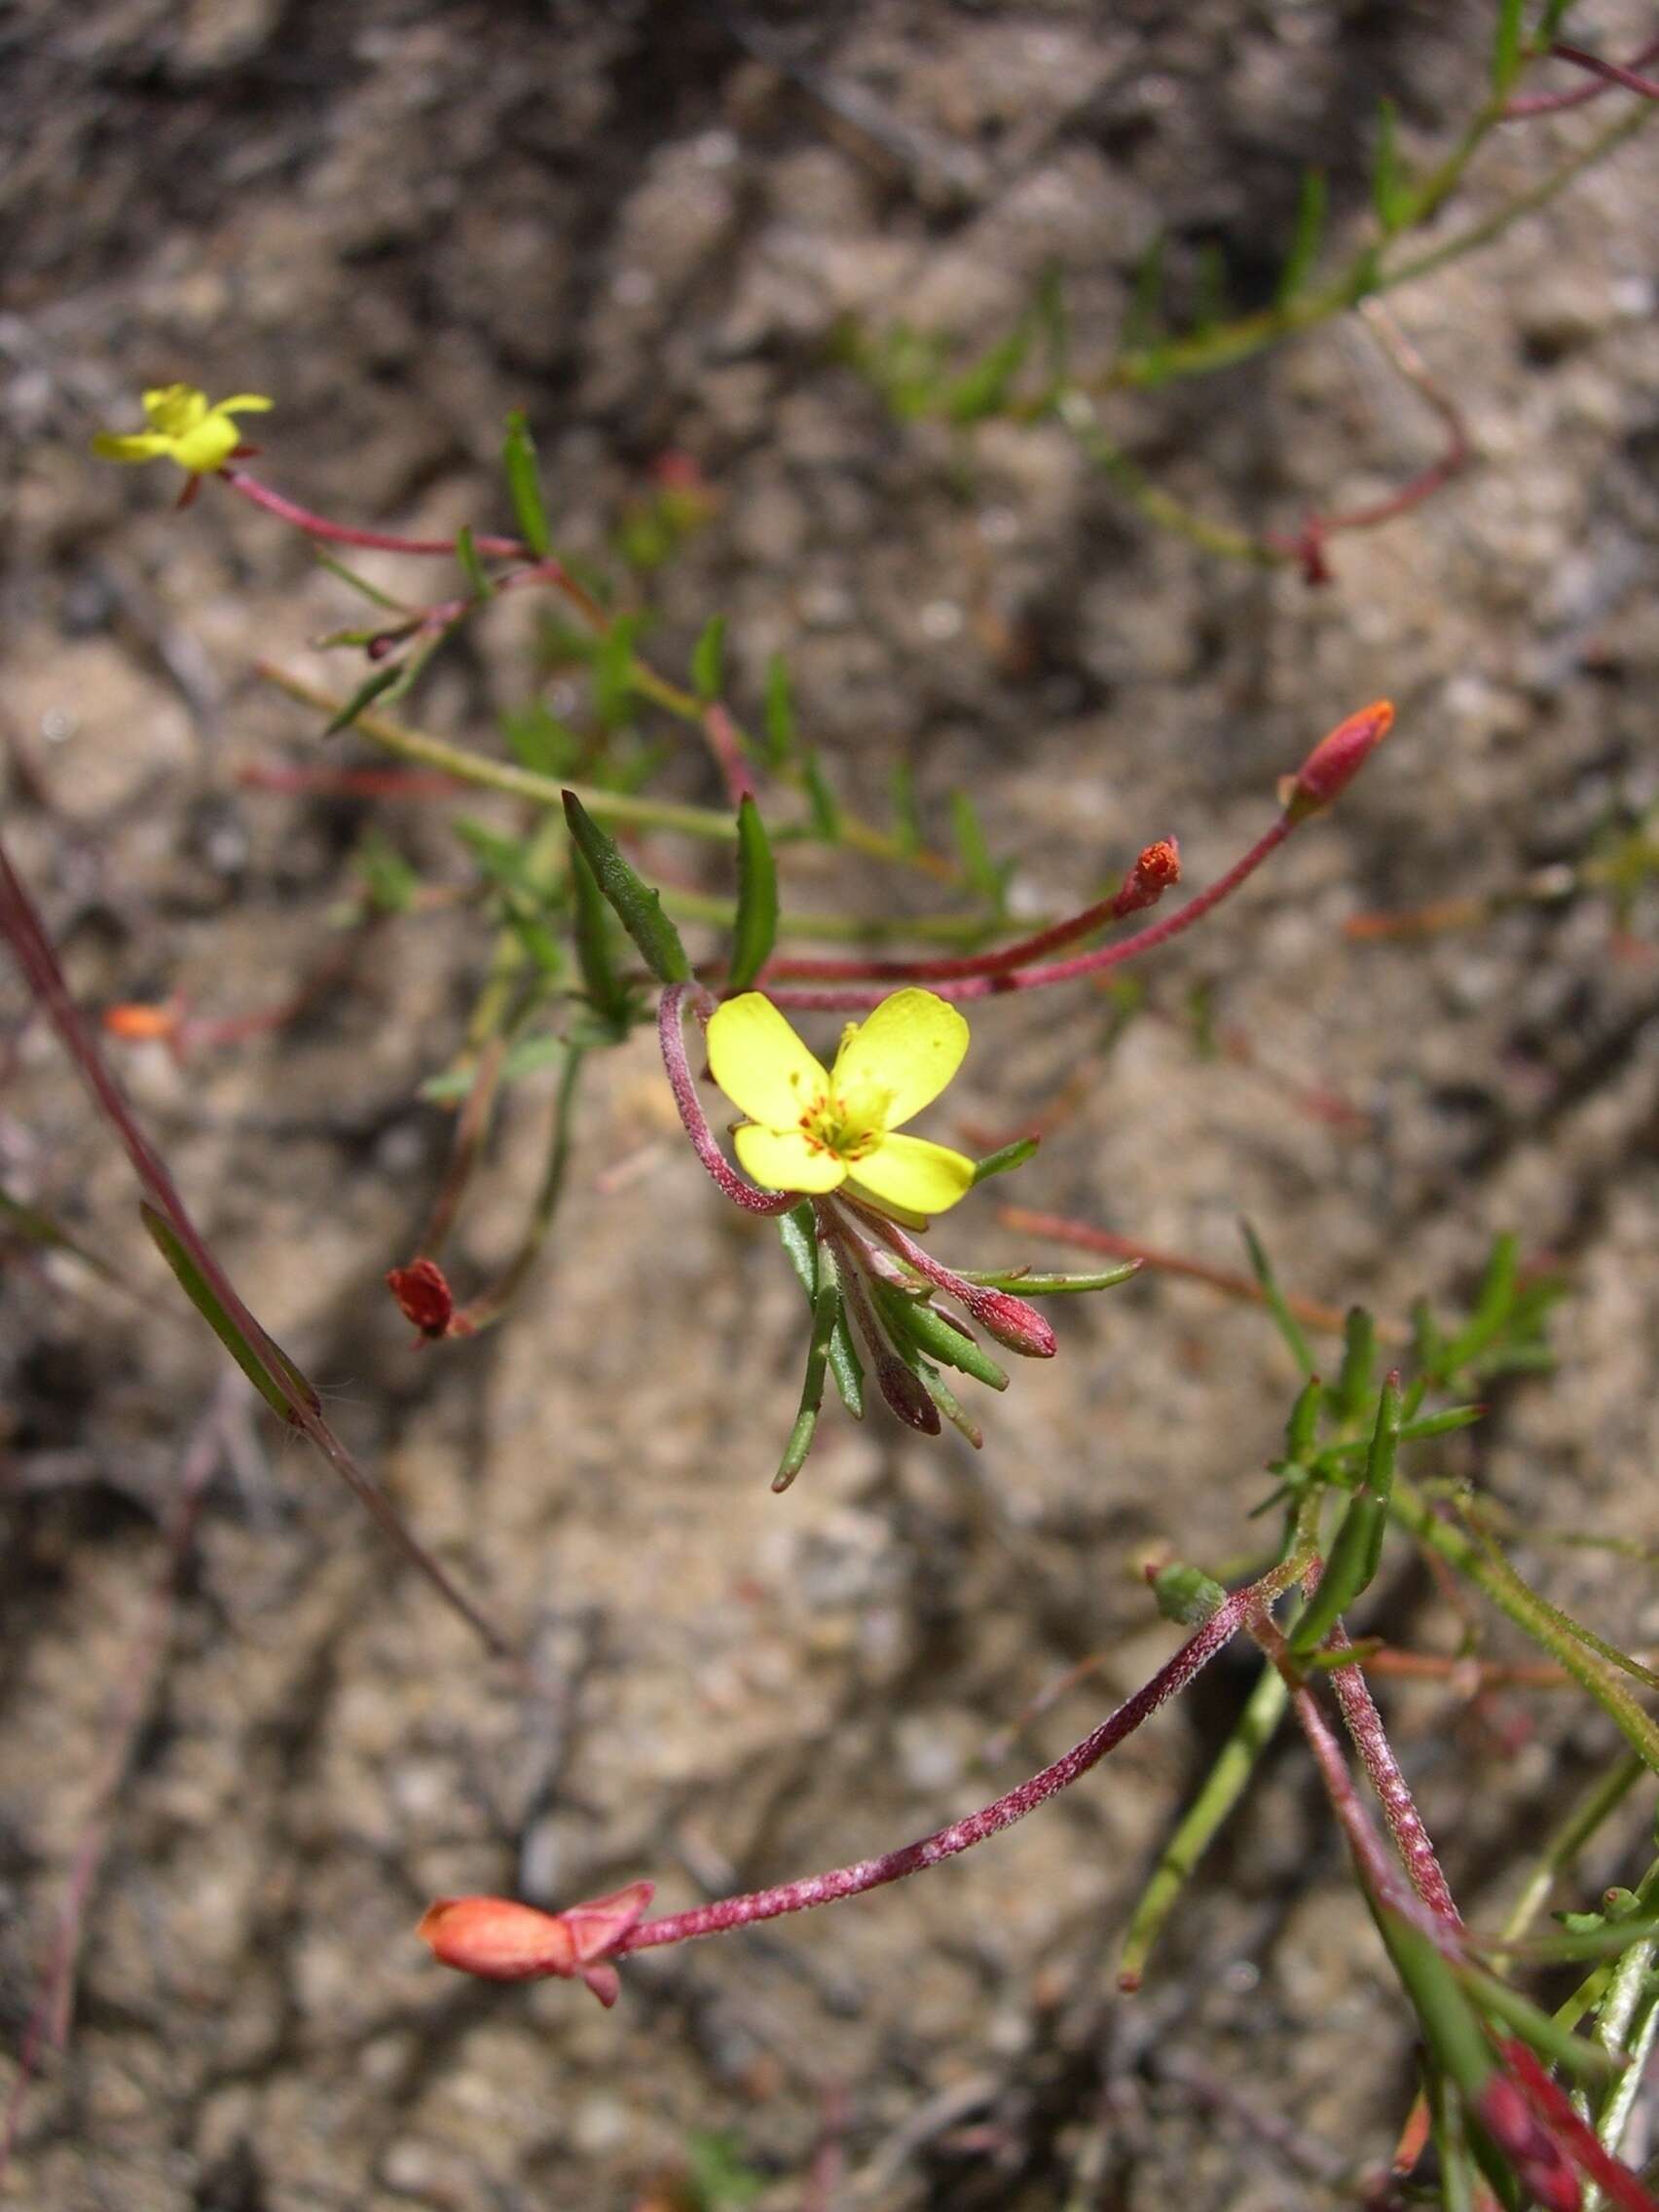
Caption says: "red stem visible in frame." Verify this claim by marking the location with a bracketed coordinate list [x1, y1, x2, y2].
[765, 818, 1294, 1012]
[657, 983, 796, 1215]
[763, 841, 1179, 986]
[613, 1558, 1305, 1959]
[1326, 1628, 1463, 1929]
[1503, 35, 1659, 115]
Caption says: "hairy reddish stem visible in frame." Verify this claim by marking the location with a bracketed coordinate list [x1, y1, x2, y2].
[1326, 1627, 1462, 1929]
[657, 983, 796, 1215]
[612, 1558, 1306, 1959]
[1504, 38, 1659, 114]
[765, 819, 1294, 1012]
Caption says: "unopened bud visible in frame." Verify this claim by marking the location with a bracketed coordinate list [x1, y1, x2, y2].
[103, 999, 183, 1042]
[419, 1880, 653, 2008]
[963, 1287, 1056, 1359]
[1149, 1562, 1228, 1627]
[1281, 700, 1394, 823]
[1115, 837, 1181, 918]
[387, 1257, 462, 1341]
[876, 1354, 942, 1434]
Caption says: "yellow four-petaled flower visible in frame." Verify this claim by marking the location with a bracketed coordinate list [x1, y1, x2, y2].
[92, 385, 273, 477]
[707, 987, 976, 1218]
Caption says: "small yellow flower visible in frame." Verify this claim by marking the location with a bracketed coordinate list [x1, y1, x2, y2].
[707, 987, 976, 1217]
[92, 385, 273, 476]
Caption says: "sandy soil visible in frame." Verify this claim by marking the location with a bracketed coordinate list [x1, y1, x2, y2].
[2, 4, 1657, 2206]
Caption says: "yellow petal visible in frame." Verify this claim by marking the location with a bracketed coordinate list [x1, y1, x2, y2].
[846, 1132, 975, 1216]
[142, 385, 208, 435]
[167, 412, 241, 474]
[706, 993, 829, 1129]
[733, 1124, 847, 1195]
[830, 988, 969, 1130]
[92, 432, 172, 463]
[217, 394, 274, 416]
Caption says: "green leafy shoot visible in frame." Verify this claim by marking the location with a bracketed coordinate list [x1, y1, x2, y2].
[1371, 98, 1412, 236]
[889, 760, 922, 855]
[950, 791, 1008, 908]
[690, 612, 726, 703]
[779, 1203, 864, 1419]
[943, 313, 1037, 426]
[762, 652, 797, 767]
[500, 701, 582, 779]
[569, 841, 635, 1033]
[1241, 1220, 1316, 1379]
[561, 792, 690, 984]
[313, 548, 409, 611]
[1493, 0, 1527, 93]
[501, 410, 551, 557]
[322, 660, 413, 737]
[971, 1136, 1040, 1185]
[1276, 166, 1329, 306]
[728, 797, 779, 992]
[802, 750, 841, 839]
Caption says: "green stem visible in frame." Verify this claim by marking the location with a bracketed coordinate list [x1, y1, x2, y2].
[1388, 1474, 1659, 1773]
[1117, 1653, 1290, 1990]
[1499, 1753, 1646, 1942]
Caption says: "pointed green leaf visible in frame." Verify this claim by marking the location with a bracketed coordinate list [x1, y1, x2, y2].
[762, 653, 797, 767]
[690, 613, 726, 703]
[1275, 166, 1328, 306]
[313, 548, 409, 611]
[455, 524, 494, 602]
[561, 792, 690, 984]
[971, 1136, 1039, 1185]
[778, 1204, 863, 1418]
[141, 1202, 317, 1424]
[1371, 98, 1411, 236]
[1492, 0, 1526, 92]
[322, 661, 408, 737]
[569, 841, 633, 1028]
[502, 410, 551, 557]
[950, 791, 1006, 906]
[802, 750, 840, 839]
[729, 796, 779, 993]
[1241, 1220, 1316, 1379]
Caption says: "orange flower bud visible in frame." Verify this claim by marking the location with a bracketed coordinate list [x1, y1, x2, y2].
[418, 1881, 654, 2008]
[1281, 701, 1394, 823]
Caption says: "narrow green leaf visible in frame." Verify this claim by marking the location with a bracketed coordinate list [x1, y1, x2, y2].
[1492, 0, 1526, 92]
[774, 1269, 842, 1493]
[456, 524, 494, 603]
[1444, 1234, 1519, 1374]
[1285, 1374, 1323, 1460]
[1290, 1377, 1399, 1654]
[561, 792, 690, 985]
[593, 614, 643, 729]
[500, 702, 580, 778]
[313, 548, 408, 611]
[1329, 1307, 1378, 1421]
[1371, 98, 1411, 236]
[871, 1281, 1008, 1391]
[569, 841, 632, 1028]
[802, 750, 841, 839]
[690, 613, 726, 703]
[956, 1262, 1140, 1294]
[917, 1363, 982, 1448]
[729, 797, 779, 992]
[778, 1204, 863, 1418]
[971, 1136, 1039, 1185]
[950, 791, 1005, 905]
[762, 654, 796, 767]
[1275, 166, 1328, 306]
[1537, 0, 1578, 37]
[1241, 1220, 1316, 1379]
[322, 661, 407, 737]
[888, 760, 922, 856]
[501, 410, 551, 557]
[944, 316, 1035, 425]
[141, 1202, 316, 1424]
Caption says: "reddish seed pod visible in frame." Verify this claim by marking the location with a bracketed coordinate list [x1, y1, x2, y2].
[386, 1256, 459, 1340]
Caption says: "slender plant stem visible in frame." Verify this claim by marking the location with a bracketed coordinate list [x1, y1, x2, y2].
[1326, 1627, 1461, 1928]
[1499, 1754, 1647, 1943]
[766, 818, 1295, 1011]
[657, 983, 795, 1216]
[612, 1554, 1309, 1960]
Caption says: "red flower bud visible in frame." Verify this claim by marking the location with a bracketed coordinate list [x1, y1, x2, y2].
[1281, 700, 1394, 823]
[387, 1257, 462, 1340]
[963, 1287, 1057, 1359]
[1115, 837, 1181, 918]
[418, 1881, 654, 2008]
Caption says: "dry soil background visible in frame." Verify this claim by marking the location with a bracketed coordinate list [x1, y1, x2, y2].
[2, 3, 1658, 2208]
